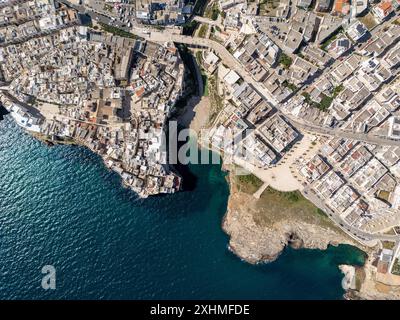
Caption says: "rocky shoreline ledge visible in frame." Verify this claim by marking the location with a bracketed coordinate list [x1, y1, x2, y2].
[220, 169, 400, 300]
[187, 106, 375, 298]
[221, 170, 362, 265]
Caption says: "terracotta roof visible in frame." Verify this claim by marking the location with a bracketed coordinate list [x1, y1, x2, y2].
[334, 0, 350, 13]
[135, 87, 145, 97]
[378, 1, 393, 14]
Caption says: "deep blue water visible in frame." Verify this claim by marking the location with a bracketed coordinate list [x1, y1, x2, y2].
[0, 116, 365, 300]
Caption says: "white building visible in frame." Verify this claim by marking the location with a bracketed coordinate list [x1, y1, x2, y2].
[388, 116, 400, 140]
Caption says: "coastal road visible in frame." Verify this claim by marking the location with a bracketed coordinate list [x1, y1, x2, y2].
[288, 116, 400, 147]
[142, 31, 281, 106]
[302, 186, 399, 244]
[52, 0, 400, 245]
[141, 31, 400, 147]
[59, 0, 400, 147]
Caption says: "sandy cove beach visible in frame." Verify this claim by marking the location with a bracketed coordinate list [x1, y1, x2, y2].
[176, 88, 400, 300]
[177, 95, 210, 133]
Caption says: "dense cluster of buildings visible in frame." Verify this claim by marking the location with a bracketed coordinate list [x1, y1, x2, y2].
[77, 0, 193, 27]
[0, 0, 79, 45]
[208, 62, 300, 169]
[0, 0, 184, 198]
[1, 0, 400, 251]
[299, 138, 400, 234]
[260, 2, 400, 239]
[193, 0, 400, 249]
[135, 0, 192, 25]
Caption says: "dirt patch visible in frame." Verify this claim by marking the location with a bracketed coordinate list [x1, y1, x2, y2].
[254, 186, 346, 234]
[375, 282, 391, 294]
[360, 13, 378, 30]
[235, 174, 264, 194]
[355, 266, 366, 291]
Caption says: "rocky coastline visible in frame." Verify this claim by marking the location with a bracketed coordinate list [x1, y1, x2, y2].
[219, 169, 400, 300]
[221, 170, 363, 265]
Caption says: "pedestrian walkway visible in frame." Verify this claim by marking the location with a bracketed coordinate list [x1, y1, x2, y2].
[253, 182, 269, 199]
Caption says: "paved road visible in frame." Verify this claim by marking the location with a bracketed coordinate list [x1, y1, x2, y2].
[57, 0, 125, 28]
[48, 1, 400, 244]
[302, 186, 399, 243]
[142, 31, 282, 107]
[140, 31, 400, 146]
[288, 116, 400, 147]
[60, 0, 398, 148]
[193, 16, 221, 27]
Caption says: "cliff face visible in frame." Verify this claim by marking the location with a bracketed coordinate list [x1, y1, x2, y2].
[0, 104, 8, 121]
[222, 172, 400, 300]
[222, 172, 360, 264]
[347, 254, 400, 300]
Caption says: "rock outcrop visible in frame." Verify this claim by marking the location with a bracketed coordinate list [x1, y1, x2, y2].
[222, 173, 360, 264]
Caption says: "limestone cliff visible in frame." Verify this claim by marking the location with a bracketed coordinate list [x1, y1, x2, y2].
[222, 172, 361, 264]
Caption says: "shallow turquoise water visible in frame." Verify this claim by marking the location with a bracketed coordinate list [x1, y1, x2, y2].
[0, 117, 365, 299]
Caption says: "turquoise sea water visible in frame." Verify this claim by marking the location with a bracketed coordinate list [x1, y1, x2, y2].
[0, 116, 366, 299]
